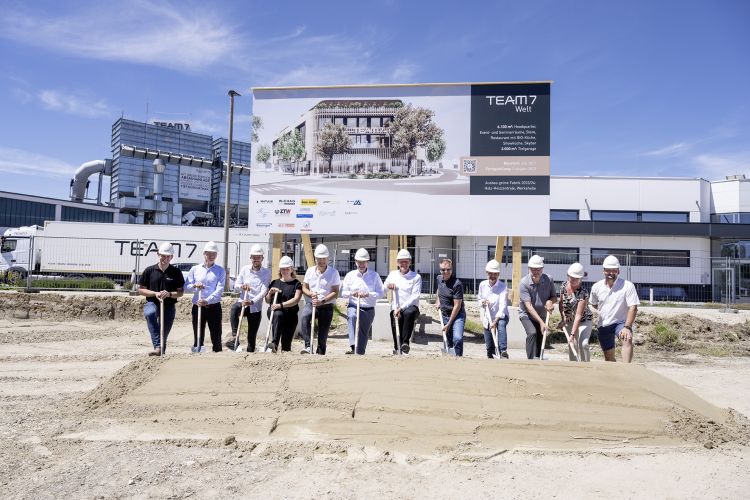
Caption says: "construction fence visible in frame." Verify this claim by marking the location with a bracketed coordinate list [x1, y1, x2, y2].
[2, 236, 747, 306]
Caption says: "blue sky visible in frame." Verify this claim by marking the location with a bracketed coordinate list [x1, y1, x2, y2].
[0, 0, 748, 200]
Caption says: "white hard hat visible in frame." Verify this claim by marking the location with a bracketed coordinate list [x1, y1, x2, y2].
[279, 256, 294, 268]
[485, 259, 501, 273]
[396, 248, 411, 260]
[567, 262, 585, 278]
[249, 244, 264, 256]
[354, 248, 370, 261]
[203, 241, 219, 253]
[603, 255, 620, 269]
[528, 254, 544, 268]
[157, 242, 174, 256]
[314, 244, 330, 258]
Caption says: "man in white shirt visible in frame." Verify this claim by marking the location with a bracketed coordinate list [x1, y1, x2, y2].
[300, 244, 341, 355]
[589, 255, 639, 363]
[341, 248, 384, 355]
[225, 244, 271, 352]
[384, 248, 421, 354]
[184, 241, 226, 352]
[477, 259, 509, 359]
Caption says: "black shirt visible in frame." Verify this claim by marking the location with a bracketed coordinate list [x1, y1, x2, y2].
[139, 263, 185, 305]
[269, 278, 302, 313]
[437, 275, 465, 316]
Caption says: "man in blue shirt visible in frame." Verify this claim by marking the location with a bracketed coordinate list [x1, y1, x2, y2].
[185, 241, 226, 352]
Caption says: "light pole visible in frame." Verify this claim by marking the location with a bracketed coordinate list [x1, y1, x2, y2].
[223, 90, 240, 287]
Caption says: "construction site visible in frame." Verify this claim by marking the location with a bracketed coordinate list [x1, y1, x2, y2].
[1, 292, 749, 498]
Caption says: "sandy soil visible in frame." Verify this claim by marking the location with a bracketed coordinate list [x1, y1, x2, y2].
[1, 293, 750, 499]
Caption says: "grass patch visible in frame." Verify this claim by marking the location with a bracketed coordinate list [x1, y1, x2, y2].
[464, 318, 483, 335]
[31, 277, 116, 290]
[649, 322, 681, 348]
[695, 345, 734, 357]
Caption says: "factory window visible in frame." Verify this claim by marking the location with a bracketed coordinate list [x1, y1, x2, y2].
[591, 248, 690, 267]
[550, 210, 579, 221]
[487, 246, 579, 265]
[0, 197, 56, 227]
[591, 211, 688, 223]
[61, 206, 113, 223]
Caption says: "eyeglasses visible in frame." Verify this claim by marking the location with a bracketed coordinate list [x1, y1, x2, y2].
[439, 268, 452, 272]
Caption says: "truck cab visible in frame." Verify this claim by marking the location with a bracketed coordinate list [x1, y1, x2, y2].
[1, 226, 41, 279]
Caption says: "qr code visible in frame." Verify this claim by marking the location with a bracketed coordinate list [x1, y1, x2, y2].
[463, 159, 477, 173]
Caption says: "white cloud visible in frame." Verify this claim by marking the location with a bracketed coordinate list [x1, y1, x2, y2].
[0, 147, 77, 178]
[641, 142, 691, 157]
[692, 152, 750, 180]
[0, 1, 242, 72]
[0, 4, 418, 86]
[39, 90, 110, 118]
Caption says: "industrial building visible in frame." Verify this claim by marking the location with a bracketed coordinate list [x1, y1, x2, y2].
[297, 174, 750, 303]
[68, 118, 251, 226]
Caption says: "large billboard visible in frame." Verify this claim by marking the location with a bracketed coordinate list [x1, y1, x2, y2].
[251, 82, 550, 236]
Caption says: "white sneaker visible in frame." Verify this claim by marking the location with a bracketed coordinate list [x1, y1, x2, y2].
[300, 346, 312, 354]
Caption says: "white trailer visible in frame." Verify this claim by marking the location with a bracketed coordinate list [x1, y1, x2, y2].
[1, 222, 270, 282]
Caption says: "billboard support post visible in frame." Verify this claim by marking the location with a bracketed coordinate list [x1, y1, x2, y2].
[511, 236, 522, 306]
[301, 234, 315, 269]
[271, 234, 282, 278]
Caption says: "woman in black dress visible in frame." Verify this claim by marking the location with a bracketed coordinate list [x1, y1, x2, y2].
[265, 255, 303, 352]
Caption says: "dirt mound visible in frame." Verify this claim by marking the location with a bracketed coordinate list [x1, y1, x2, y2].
[0, 293, 238, 322]
[636, 312, 750, 354]
[63, 355, 742, 457]
[81, 357, 164, 410]
[667, 407, 750, 449]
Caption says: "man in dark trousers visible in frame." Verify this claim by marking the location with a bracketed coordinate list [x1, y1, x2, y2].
[138, 242, 184, 356]
[436, 258, 466, 356]
[185, 241, 226, 352]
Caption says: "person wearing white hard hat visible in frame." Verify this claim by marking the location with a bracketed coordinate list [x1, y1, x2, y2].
[477, 259, 509, 359]
[300, 244, 340, 355]
[589, 255, 639, 363]
[185, 241, 226, 352]
[436, 258, 466, 356]
[264, 255, 302, 352]
[384, 249, 422, 354]
[518, 254, 557, 359]
[558, 262, 593, 361]
[138, 242, 184, 356]
[225, 244, 271, 352]
[341, 248, 384, 355]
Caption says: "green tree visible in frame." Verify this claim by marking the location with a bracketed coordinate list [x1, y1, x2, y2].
[314, 123, 350, 177]
[390, 104, 444, 176]
[255, 143, 271, 164]
[277, 129, 305, 171]
[426, 133, 446, 164]
[251, 115, 263, 143]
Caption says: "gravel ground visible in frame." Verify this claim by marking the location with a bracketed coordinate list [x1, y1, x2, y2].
[1, 293, 749, 499]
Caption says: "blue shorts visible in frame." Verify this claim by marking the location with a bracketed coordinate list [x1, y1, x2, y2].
[598, 321, 625, 351]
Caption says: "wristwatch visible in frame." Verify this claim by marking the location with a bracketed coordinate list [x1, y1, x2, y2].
[624, 324, 633, 330]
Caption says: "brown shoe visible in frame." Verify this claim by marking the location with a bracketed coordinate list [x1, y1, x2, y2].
[148, 348, 161, 356]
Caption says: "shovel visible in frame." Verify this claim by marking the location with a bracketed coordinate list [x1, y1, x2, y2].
[192, 288, 204, 353]
[158, 296, 165, 356]
[354, 296, 361, 355]
[233, 290, 248, 352]
[303, 299, 316, 355]
[263, 291, 279, 353]
[485, 303, 501, 360]
[393, 288, 402, 355]
[539, 311, 550, 361]
[438, 310, 456, 356]
[562, 323, 581, 362]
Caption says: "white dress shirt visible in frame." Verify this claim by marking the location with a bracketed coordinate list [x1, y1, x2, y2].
[303, 265, 341, 305]
[384, 269, 421, 311]
[341, 268, 384, 308]
[477, 279, 509, 329]
[234, 265, 272, 313]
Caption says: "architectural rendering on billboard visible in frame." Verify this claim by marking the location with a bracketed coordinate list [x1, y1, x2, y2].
[251, 82, 551, 236]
